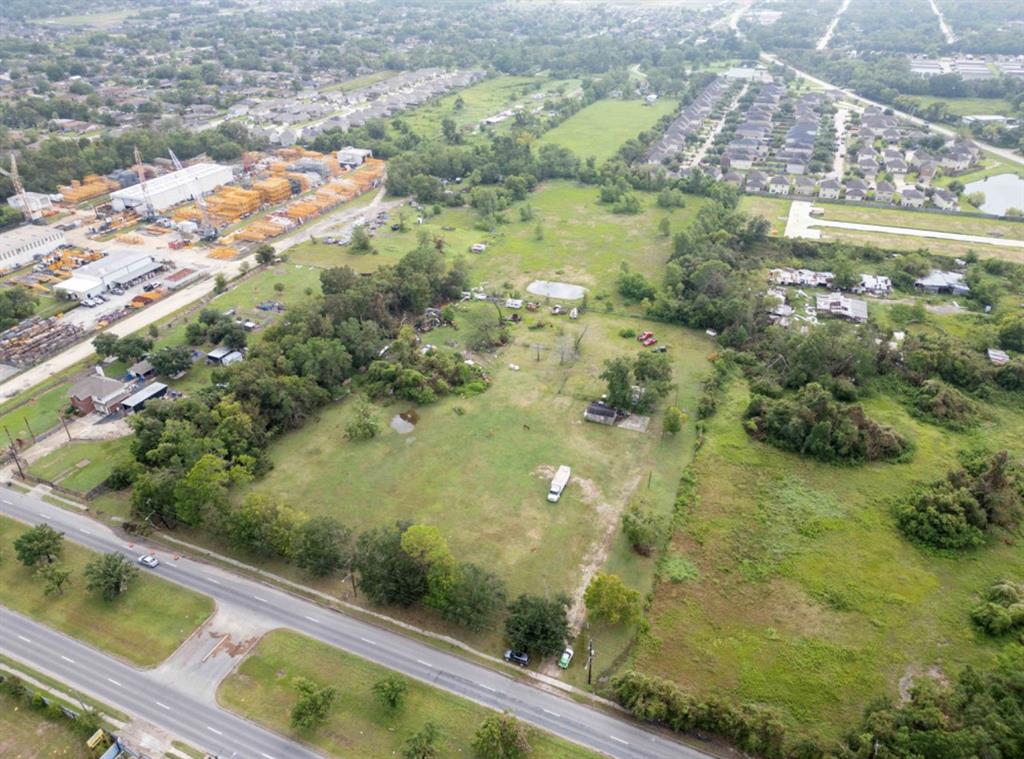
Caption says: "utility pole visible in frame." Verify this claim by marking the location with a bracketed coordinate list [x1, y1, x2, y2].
[23, 416, 36, 444]
[59, 414, 72, 442]
[5, 426, 24, 479]
[587, 636, 595, 685]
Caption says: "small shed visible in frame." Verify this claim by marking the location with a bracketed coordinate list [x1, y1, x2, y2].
[121, 382, 168, 413]
[221, 350, 244, 366]
[206, 346, 235, 364]
[127, 359, 155, 380]
[583, 401, 618, 426]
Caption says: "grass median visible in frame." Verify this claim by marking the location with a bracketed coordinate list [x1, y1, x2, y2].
[219, 629, 600, 758]
[0, 515, 213, 667]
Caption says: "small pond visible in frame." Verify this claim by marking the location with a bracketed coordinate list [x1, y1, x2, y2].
[964, 173, 1024, 216]
[526, 280, 587, 300]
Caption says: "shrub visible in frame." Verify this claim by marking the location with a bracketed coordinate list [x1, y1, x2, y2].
[660, 553, 699, 583]
[908, 379, 978, 429]
[744, 383, 910, 464]
[106, 461, 142, 490]
[970, 579, 1024, 636]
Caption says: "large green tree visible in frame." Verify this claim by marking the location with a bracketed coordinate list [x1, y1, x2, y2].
[84, 553, 137, 601]
[14, 524, 64, 568]
[504, 594, 569, 657]
[295, 516, 352, 577]
[472, 712, 532, 759]
[290, 677, 337, 731]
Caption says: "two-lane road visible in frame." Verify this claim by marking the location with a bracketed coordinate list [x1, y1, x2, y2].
[0, 488, 712, 759]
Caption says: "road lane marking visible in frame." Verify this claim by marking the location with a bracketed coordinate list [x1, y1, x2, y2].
[2, 499, 12, 504]
[416, 658, 433, 667]
[253, 596, 268, 603]
[359, 637, 376, 646]
[479, 683, 496, 692]
[16, 635, 32, 643]
[107, 678, 122, 687]
[156, 702, 170, 710]
[610, 736, 629, 745]
[207, 726, 223, 736]
[205, 576, 221, 585]
[60, 656, 75, 664]
[261, 753, 275, 759]
[543, 708, 560, 717]
[304, 615, 318, 623]
[79, 528, 90, 534]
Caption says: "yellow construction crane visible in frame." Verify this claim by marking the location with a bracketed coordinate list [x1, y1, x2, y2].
[0, 155, 40, 222]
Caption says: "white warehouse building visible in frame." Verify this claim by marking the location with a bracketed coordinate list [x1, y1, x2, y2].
[55, 249, 162, 300]
[0, 224, 66, 270]
[109, 163, 234, 213]
[7, 191, 55, 216]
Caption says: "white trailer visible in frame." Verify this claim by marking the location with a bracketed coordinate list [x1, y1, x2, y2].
[547, 465, 571, 503]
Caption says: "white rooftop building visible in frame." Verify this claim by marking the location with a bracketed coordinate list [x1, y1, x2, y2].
[55, 249, 162, 300]
[7, 191, 54, 216]
[0, 224, 66, 270]
[816, 293, 868, 322]
[110, 163, 234, 213]
[336, 146, 373, 167]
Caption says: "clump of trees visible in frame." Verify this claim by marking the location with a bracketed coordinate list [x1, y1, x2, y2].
[609, 670, 787, 758]
[970, 579, 1024, 637]
[0, 288, 37, 330]
[908, 379, 978, 430]
[504, 594, 569, 657]
[584, 572, 643, 625]
[600, 351, 673, 413]
[894, 450, 1022, 549]
[472, 712, 533, 758]
[839, 652, 1024, 759]
[744, 383, 911, 464]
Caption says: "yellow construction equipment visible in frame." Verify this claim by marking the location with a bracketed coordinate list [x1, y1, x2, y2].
[58, 174, 120, 204]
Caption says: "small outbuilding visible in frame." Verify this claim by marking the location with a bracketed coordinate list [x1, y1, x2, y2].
[121, 382, 168, 413]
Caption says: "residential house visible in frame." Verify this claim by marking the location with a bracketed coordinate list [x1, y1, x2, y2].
[769, 176, 791, 195]
[68, 375, 129, 416]
[857, 274, 893, 296]
[819, 179, 841, 200]
[874, 181, 895, 203]
[917, 162, 938, 185]
[940, 151, 973, 172]
[901, 188, 926, 208]
[583, 401, 619, 426]
[816, 293, 868, 322]
[722, 171, 744, 186]
[769, 268, 834, 287]
[915, 270, 970, 295]
[887, 158, 908, 174]
[932, 188, 959, 210]
[846, 188, 867, 202]
[794, 176, 817, 196]
[745, 171, 768, 193]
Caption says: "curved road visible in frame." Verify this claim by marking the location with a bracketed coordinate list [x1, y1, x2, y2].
[0, 488, 712, 759]
[761, 53, 1024, 168]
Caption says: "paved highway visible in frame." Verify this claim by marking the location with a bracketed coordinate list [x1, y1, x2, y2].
[0, 488, 712, 759]
[1, 607, 319, 759]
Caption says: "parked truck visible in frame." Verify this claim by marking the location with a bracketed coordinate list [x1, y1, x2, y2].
[547, 465, 571, 503]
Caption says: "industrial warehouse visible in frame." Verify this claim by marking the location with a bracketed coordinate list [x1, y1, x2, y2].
[54, 249, 162, 300]
[109, 162, 234, 213]
[0, 224, 66, 269]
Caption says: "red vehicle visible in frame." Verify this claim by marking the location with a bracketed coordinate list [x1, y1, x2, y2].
[637, 331, 653, 342]
[643, 336, 658, 347]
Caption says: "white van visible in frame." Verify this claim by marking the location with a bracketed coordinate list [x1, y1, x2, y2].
[547, 465, 571, 503]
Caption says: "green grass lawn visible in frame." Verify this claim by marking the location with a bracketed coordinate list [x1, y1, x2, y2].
[817, 227, 1023, 264]
[0, 690, 88, 759]
[243, 309, 710, 638]
[292, 180, 706, 308]
[28, 438, 133, 495]
[901, 95, 1012, 117]
[739, 195, 793, 236]
[816, 202, 1024, 241]
[634, 381, 1024, 744]
[400, 75, 580, 140]
[0, 382, 73, 444]
[538, 98, 678, 162]
[219, 630, 600, 759]
[0, 515, 213, 667]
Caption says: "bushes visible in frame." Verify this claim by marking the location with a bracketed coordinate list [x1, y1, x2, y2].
[609, 671, 787, 758]
[744, 383, 911, 464]
[970, 579, 1024, 636]
[894, 450, 1023, 549]
[908, 379, 978, 430]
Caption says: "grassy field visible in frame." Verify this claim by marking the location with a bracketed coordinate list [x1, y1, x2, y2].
[0, 691, 88, 759]
[0, 381, 73, 444]
[400, 75, 580, 140]
[28, 438, 133, 495]
[244, 308, 710, 600]
[817, 203, 1024, 241]
[817, 227, 1024, 264]
[634, 380, 1024, 743]
[739, 195, 793, 236]
[935, 151, 1024, 188]
[539, 98, 678, 162]
[39, 10, 135, 28]
[292, 180, 706, 308]
[901, 95, 1012, 117]
[0, 515, 213, 666]
[219, 630, 600, 758]
[321, 70, 397, 93]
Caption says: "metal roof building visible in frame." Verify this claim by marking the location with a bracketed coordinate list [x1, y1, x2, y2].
[110, 163, 234, 213]
[55, 249, 162, 299]
[0, 224, 66, 269]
